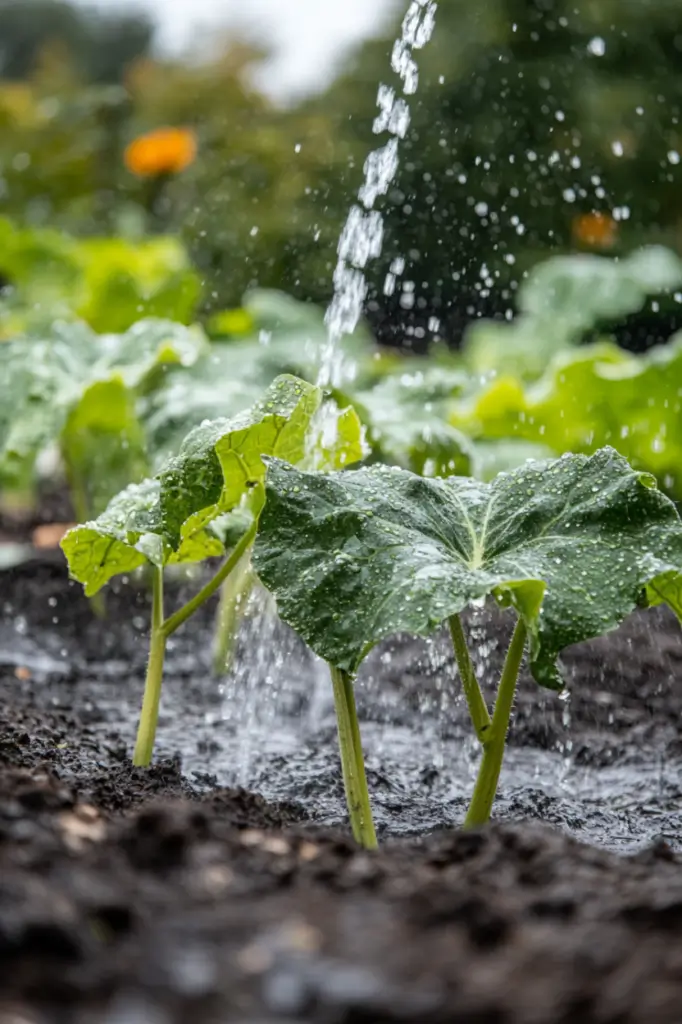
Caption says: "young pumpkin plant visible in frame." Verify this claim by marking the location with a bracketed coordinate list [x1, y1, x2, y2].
[61, 374, 363, 766]
[253, 447, 682, 848]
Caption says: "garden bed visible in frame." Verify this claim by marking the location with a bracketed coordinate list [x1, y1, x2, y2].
[1, 554, 681, 1022]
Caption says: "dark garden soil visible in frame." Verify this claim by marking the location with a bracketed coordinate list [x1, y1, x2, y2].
[1, 550, 682, 1023]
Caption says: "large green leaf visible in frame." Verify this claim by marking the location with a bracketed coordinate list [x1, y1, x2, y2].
[0, 336, 82, 488]
[463, 247, 682, 381]
[519, 246, 682, 328]
[76, 237, 201, 332]
[60, 477, 257, 597]
[61, 373, 357, 595]
[0, 220, 201, 335]
[155, 373, 365, 550]
[140, 348, 264, 468]
[0, 217, 82, 336]
[254, 448, 682, 687]
[61, 479, 165, 597]
[92, 319, 207, 389]
[61, 377, 148, 518]
[469, 439, 556, 482]
[142, 288, 376, 468]
[242, 288, 375, 382]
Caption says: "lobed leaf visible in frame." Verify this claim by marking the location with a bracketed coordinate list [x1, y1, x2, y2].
[254, 448, 682, 686]
[62, 374, 346, 596]
[157, 374, 323, 546]
[60, 479, 260, 597]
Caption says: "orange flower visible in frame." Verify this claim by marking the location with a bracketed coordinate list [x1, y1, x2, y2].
[124, 127, 197, 178]
[572, 211, 618, 249]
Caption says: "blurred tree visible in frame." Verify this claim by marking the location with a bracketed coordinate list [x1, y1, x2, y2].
[132, 42, 356, 312]
[0, 0, 154, 83]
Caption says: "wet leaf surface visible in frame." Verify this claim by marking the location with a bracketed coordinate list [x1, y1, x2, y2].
[254, 448, 682, 685]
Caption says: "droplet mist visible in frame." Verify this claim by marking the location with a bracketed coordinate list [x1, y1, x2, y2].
[318, 0, 438, 388]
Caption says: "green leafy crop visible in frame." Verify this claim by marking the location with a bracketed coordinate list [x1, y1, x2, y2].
[454, 334, 682, 498]
[463, 246, 682, 381]
[0, 318, 206, 519]
[62, 375, 363, 765]
[142, 287, 377, 466]
[254, 447, 682, 845]
[0, 218, 200, 336]
[348, 366, 473, 478]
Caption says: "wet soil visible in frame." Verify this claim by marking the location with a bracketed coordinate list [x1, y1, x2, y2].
[1, 554, 682, 1023]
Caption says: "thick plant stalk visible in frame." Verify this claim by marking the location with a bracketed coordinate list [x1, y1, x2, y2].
[464, 618, 527, 828]
[448, 614, 491, 741]
[212, 550, 254, 675]
[329, 665, 377, 849]
[133, 565, 166, 767]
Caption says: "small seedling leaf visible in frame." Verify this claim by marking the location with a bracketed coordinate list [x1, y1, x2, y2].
[61, 479, 165, 596]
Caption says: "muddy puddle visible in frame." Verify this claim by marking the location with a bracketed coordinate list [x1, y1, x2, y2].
[2, 562, 681, 853]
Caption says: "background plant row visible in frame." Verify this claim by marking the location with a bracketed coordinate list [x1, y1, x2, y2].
[2, 221, 681, 524]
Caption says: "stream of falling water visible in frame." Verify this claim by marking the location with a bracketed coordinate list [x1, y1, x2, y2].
[214, 0, 591, 816]
[319, 0, 438, 388]
[218, 0, 439, 781]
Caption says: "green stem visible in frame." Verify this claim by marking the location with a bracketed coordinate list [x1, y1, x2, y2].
[133, 565, 166, 767]
[132, 522, 258, 768]
[464, 618, 527, 829]
[329, 665, 377, 850]
[211, 549, 254, 675]
[448, 614, 491, 741]
[88, 586, 107, 619]
[162, 522, 257, 639]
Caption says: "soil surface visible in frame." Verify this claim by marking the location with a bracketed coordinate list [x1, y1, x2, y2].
[1, 551, 682, 1023]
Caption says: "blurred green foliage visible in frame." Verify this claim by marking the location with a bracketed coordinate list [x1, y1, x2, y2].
[2, 0, 682, 340]
[3, 248, 681, 526]
[0, 217, 200, 334]
[0, 0, 152, 83]
[0, 317, 205, 515]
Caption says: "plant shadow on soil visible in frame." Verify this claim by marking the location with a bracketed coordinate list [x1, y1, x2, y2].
[1, 555, 682, 1023]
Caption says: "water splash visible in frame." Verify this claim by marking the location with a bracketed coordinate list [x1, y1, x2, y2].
[318, 0, 438, 387]
[218, 588, 315, 785]
[217, 0, 438, 766]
